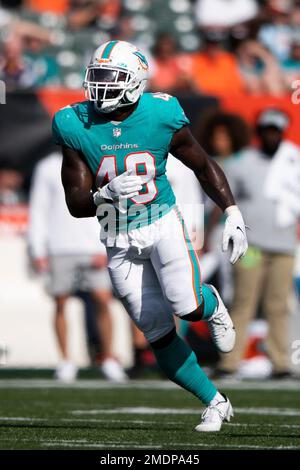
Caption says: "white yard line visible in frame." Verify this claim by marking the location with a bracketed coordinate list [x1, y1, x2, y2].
[171, 443, 300, 450]
[0, 378, 299, 390]
[236, 407, 300, 416]
[43, 442, 162, 449]
[0, 436, 299, 450]
[1, 416, 300, 429]
[70, 406, 300, 417]
[0, 416, 43, 421]
[0, 379, 176, 390]
[60, 418, 180, 425]
[72, 407, 199, 415]
[227, 423, 300, 428]
[41, 440, 300, 450]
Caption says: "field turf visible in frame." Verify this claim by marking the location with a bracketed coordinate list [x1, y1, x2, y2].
[0, 379, 299, 450]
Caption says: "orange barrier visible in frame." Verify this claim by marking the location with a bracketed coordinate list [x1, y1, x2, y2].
[219, 92, 300, 146]
[26, 0, 69, 14]
[37, 87, 83, 116]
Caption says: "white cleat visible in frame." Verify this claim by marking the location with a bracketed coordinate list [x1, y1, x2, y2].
[195, 394, 233, 432]
[100, 357, 128, 383]
[207, 285, 236, 353]
[54, 361, 78, 383]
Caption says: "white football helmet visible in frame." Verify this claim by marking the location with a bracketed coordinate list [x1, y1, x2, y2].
[83, 40, 149, 114]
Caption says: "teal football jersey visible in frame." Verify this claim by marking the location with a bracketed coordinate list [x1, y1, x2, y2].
[52, 92, 190, 231]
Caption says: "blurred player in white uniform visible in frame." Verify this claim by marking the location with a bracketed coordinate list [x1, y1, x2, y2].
[28, 152, 127, 383]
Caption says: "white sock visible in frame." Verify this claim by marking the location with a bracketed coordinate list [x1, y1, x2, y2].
[209, 391, 224, 406]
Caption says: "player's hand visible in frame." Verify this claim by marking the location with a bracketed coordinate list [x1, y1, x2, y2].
[222, 206, 248, 264]
[32, 257, 50, 273]
[93, 170, 143, 205]
[90, 254, 107, 269]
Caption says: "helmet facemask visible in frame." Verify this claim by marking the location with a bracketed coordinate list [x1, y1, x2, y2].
[83, 65, 141, 114]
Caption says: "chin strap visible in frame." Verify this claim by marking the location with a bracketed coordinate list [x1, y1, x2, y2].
[94, 99, 120, 114]
[94, 81, 146, 114]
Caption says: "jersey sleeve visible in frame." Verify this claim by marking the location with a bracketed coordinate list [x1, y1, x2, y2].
[151, 93, 190, 151]
[52, 113, 65, 146]
[151, 93, 190, 133]
[170, 96, 190, 132]
[52, 107, 81, 151]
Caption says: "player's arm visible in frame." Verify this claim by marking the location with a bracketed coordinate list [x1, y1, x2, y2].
[28, 161, 51, 273]
[61, 146, 143, 218]
[61, 146, 96, 218]
[170, 126, 234, 210]
[170, 126, 248, 264]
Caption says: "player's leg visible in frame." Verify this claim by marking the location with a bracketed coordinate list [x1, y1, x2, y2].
[107, 244, 232, 431]
[150, 327, 233, 431]
[81, 257, 127, 382]
[93, 289, 128, 382]
[107, 245, 217, 402]
[149, 209, 234, 430]
[54, 294, 69, 360]
[219, 248, 266, 375]
[92, 289, 113, 359]
[151, 208, 235, 353]
[263, 253, 294, 376]
[49, 256, 78, 382]
[107, 246, 175, 344]
[130, 323, 156, 377]
[54, 296, 77, 381]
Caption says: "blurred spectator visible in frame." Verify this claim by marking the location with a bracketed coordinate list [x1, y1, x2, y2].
[197, 111, 250, 303]
[0, 3, 12, 29]
[0, 36, 31, 89]
[0, 163, 24, 206]
[67, 0, 121, 30]
[27, 0, 121, 24]
[293, 241, 300, 301]
[217, 108, 300, 379]
[236, 39, 286, 95]
[194, 0, 259, 29]
[0, 2, 52, 43]
[0, 35, 59, 89]
[197, 111, 251, 157]
[0, 161, 27, 237]
[191, 29, 245, 94]
[258, 0, 295, 61]
[290, 0, 300, 28]
[281, 30, 300, 85]
[149, 33, 194, 93]
[28, 152, 128, 383]
[0, 0, 58, 89]
[129, 324, 157, 378]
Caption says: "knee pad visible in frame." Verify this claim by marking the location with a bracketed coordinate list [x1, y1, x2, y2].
[120, 292, 175, 344]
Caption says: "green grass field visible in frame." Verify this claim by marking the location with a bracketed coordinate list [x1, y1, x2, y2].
[0, 379, 300, 450]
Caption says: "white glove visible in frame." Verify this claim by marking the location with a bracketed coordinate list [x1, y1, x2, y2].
[93, 170, 143, 206]
[222, 205, 248, 264]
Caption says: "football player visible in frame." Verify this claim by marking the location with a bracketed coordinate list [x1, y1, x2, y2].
[52, 40, 248, 432]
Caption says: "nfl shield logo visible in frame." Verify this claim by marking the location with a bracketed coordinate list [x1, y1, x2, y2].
[113, 128, 121, 137]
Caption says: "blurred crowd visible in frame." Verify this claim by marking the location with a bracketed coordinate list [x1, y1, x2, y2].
[0, 0, 300, 94]
[1, 0, 300, 381]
